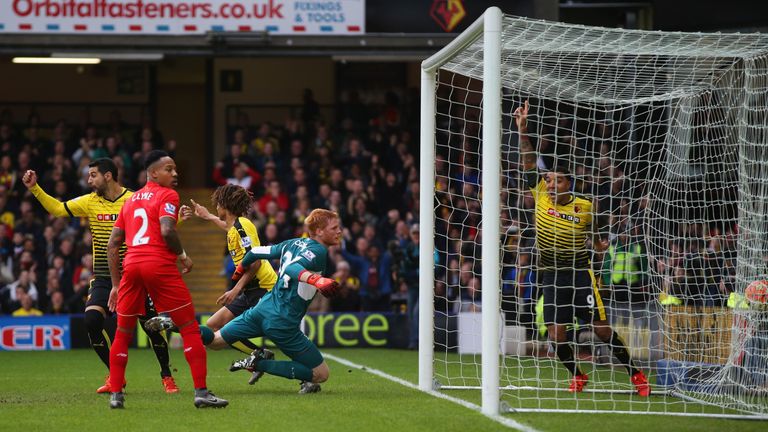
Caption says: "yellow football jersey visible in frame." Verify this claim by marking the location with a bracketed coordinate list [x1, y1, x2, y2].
[64, 189, 132, 278]
[227, 217, 277, 291]
[529, 177, 593, 269]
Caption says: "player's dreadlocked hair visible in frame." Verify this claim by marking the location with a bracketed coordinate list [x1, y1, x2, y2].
[211, 184, 253, 217]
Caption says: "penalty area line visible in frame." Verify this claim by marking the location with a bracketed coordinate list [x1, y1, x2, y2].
[323, 352, 540, 432]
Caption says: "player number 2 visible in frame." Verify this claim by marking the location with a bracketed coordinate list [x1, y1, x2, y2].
[132, 208, 150, 246]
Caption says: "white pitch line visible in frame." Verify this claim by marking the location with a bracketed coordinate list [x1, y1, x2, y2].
[323, 352, 541, 432]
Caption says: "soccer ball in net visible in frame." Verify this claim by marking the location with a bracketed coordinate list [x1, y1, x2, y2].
[745, 280, 768, 305]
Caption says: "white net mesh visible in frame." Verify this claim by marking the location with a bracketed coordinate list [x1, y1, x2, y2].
[430, 15, 768, 418]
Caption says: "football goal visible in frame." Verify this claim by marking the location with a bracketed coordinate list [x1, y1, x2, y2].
[419, 6, 768, 419]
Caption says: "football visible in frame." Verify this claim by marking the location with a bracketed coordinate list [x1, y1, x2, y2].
[745, 280, 768, 304]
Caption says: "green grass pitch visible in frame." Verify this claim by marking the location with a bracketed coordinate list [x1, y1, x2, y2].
[0, 348, 765, 431]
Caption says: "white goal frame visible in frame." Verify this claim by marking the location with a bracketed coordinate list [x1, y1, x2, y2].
[419, 6, 768, 420]
[419, 6, 503, 416]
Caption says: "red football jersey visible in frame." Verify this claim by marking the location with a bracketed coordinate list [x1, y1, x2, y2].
[114, 181, 180, 266]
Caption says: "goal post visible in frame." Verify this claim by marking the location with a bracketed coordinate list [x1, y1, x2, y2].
[420, 7, 768, 419]
[418, 7, 504, 415]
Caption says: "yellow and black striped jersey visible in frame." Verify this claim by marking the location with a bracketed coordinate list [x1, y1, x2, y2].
[526, 172, 593, 269]
[227, 216, 277, 291]
[30, 183, 130, 278]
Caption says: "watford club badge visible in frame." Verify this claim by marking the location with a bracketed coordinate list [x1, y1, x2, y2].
[430, 0, 467, 32]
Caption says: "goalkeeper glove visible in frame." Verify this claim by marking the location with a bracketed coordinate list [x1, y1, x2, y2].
[232, 263, 246, 281]
[300, 270, 340, 298]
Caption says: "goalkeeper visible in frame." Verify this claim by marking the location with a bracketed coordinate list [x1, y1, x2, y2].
[203, 208, 341, 394]
[514, 101, 650, 396]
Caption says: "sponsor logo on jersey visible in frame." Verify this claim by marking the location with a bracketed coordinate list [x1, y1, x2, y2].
[547, 208, 581, 223]
[96, 213, 118, 221]
[164, 202, 177, 215]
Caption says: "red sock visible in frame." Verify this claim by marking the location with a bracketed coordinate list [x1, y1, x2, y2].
[171, 306, 207, 389]
[109, 315, 137, 392]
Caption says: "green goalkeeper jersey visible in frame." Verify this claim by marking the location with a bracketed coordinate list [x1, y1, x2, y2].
[245, 238, 328, 328]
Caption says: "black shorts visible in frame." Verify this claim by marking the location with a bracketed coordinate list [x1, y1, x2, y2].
[86, 277, 158, 318]
[541, 269, 607, 325]
[224, 287, 268, 317]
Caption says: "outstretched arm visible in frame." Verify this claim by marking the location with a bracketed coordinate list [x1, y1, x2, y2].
[513, 100, 537, 172]
[23, 170, 73, 217]
[189, 199, 228, 231]
[239, 245, 280, 268]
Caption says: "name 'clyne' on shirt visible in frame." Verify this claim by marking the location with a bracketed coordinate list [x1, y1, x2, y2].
[132, 192, 154, 201]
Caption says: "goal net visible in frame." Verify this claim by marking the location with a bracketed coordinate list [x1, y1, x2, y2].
[419, 8, 768, 419]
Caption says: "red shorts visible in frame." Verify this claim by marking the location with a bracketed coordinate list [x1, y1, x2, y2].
[117, 262, 192, 316]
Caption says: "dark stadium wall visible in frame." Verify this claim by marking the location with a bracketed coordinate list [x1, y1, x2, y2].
[0, 60, 148, 104]
[212, 57, 335, 163]
[652, 0, 768, 31]
[157, 58, 207, 188]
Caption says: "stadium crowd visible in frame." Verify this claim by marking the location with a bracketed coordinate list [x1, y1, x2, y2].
[0, 89, 422, 327]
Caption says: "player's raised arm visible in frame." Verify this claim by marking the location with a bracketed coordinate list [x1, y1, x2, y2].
[106, 225, 125, 312]
[190, 198, 228, 231]
[23, 169, 74, 217]
[513, 100, 537, 172]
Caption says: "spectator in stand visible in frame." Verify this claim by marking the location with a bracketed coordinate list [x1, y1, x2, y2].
[12, 292, 43, 317]
[397, 223, 420, 349]
[349, 197, 377, 227]
[341, 237, 392, 312]
[131, 140, 155, 175]
[327, 190, 346, 218]
[213, 161, 262, 193]
[0, 238, 13, 286]
[257, 180, 290, 214]
[374, 171, 404, 215]
[15, 201, 44, 246]
[0, 192, 16, 231]
[330, 260, 361, 312]
[3, 270, 39, 312]
[72, 253, 93, 305]
[215, 143, 256, 183]
[250, 122, 280, 156]
[12, 151, 34, 199]
[46, 290, 69, 315]
[0, 155, 17, 192]
[254, 141, 280, 173]
[286, 167, 313, 196]
[72, 135, 97, 168]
